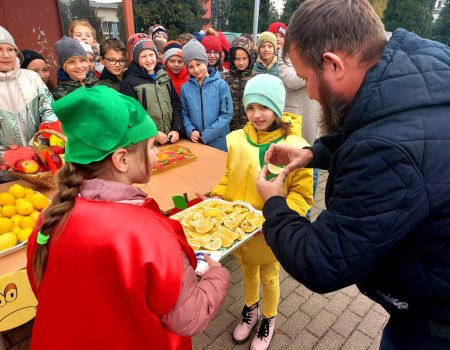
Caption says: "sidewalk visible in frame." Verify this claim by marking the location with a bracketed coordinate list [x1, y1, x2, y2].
[193, 171, 389, 350]
[3, 171, 389, 350]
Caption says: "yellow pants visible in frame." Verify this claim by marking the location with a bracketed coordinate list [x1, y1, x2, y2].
[234, 235, 280, 318]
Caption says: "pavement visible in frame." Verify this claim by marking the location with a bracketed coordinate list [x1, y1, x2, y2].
[3, 171, 389, 350]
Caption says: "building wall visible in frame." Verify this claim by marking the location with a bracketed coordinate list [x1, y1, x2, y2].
[0, 0, 63, 88]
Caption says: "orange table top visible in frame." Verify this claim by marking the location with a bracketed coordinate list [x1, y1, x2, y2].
[0, 139, 227, 275]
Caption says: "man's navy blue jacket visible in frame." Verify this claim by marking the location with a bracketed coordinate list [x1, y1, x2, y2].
[262, 29, 450, 324]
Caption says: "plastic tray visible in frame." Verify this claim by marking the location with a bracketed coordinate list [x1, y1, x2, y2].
[170, 198, 263, 261]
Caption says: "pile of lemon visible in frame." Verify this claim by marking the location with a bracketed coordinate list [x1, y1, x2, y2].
[0, 184, 50, 252]
[173, 200, 264, 251]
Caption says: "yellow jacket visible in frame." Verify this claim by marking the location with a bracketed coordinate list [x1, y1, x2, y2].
[211, 112, 314, 265]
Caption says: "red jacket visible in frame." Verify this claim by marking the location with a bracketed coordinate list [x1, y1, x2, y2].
[27, 197, 196, 350]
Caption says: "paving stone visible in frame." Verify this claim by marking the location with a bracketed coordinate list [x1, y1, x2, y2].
[280, 276, 300, 299]
[341, 330, 373, 350]
[289, 329, 318, 350]
[204, 311, 237, 339]
[204, 330, 236, 350]
[325, 292, 353, 316]
[349, 293, 374, 317]
[224, 256, 241, 271]
[230, 268, 242, 284]
[313, 329, 346, 350]
[368, 333, 383, 350]
[295, 284, 314, 299]
[300, 293, 328, 317]
[279, 268, 290, 282]
[193, 332, 213, 349]
[228, 280, 244, 299]
[279, 310, 311, 336]
[306, 309, 337, 338]
[322, 291, 337, 299]
[357, 309, 388, 338]
[279, 292, 305, 318]
[340, 285, 360, 298]
[332, 310, 363, 338]
[371, 302, 389, 317]
[227, 296, 245, 317]
[270, 332, 291, 349]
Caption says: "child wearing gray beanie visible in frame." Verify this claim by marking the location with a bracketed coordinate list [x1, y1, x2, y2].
[182, 39, 208, 66]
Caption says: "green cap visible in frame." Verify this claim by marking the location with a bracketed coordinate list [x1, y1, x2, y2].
[51, 85, 157, 164]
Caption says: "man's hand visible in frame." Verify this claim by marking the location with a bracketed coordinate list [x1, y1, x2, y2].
[256, 165, 287, 202]
[191, 130, 201, 143]
[264, 144, 314, 173]
[156, 131, 169, 144]
[167, 130, 179, 143]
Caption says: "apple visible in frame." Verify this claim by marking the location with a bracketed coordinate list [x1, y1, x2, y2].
[50, 154, 63, 169]
[50, 145, 65, 155]
[14, 159, 40, 174]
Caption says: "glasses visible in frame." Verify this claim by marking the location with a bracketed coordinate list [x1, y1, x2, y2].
[207, 50, 220, 56]
[104, 57, 127, 66]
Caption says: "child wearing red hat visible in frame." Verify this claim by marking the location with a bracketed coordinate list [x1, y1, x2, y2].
[268, 22, 287, 52]
[201, 28, 229, 73]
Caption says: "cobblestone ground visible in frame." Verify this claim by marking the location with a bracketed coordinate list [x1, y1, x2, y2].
[2, 171, 389, 350]
[193, 171, 389, 350]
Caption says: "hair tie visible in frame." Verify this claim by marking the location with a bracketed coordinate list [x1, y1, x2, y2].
[37, 232, 50, 245]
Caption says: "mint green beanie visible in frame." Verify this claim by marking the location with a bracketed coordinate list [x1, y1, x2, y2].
[243, 74, 286, 118]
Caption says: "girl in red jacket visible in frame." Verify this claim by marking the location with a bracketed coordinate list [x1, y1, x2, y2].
[27, 85, 230, 350]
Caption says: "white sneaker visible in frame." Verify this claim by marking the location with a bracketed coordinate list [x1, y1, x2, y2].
[232, 302, 259, 344]
[250, 316, 276, 350]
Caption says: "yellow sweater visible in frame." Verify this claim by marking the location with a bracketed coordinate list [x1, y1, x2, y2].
[211, 112, 314, 265]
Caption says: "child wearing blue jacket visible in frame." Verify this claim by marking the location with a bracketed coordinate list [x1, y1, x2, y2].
[180, 39, 232, 151]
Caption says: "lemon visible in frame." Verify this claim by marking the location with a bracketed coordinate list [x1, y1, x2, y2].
[223, 218, 242, 228]
[0, 218, 13, 234]
[19, 216, 36, 229]
[235, 227, 246, 240]
[187, 239, 201, 250]
[204, 237, 222, 251]
[8, 184, 25, 199]
[25, 193, 35, 202]
[267, 163, 285, 175]
[16, 200, 34, 216]
[0, 232, 18, 251]
[187, 233, 211, 246]
[15, 198, 25, 205]
[31, 211, 40, 222]
[221, 227, 239, 240]
[24, 187, 35, 195]
[221, 203, 234, 214]
[204, 207, 222, 218]
[248, 217, 264, 228]
[11, 214, 22, 226]
[31, 194, 49, 211]
[241, 221, 257, 233]
[0, 192, 16, 206]
[233, 205, 249, 214]
[220, 235, 234, 248]
[18, 228, 33, 243]
[12, 226, 21, 235]
[1, 205, 16, 218]
[190, 220, 215, 234]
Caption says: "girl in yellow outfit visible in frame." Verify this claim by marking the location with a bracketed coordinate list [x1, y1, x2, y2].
[210, 74, 313, 349]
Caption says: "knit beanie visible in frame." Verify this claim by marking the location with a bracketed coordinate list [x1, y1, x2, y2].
[217, 31, 230, 53]
[151, 24, 169, 41]
[79, 41, 95, 58]
[52, 85, 158, 164]
[243, 74, 285, 118]
[257, 32, 277, 51]
[127, 33, 149, 60]
[201, 34, 221, 52]
[55, 36, 87, 69]
[0, 26, 24, 63]
[193, 30, 205, 42]
[182, 39, 208, 65]
[268, 22, 287, 36]
[131, 38, 158, 65]
[20, 50, 46, 69]
[163, 41, 183, 62]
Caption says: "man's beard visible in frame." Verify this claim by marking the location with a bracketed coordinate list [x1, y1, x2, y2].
[318, 75, 350, 134]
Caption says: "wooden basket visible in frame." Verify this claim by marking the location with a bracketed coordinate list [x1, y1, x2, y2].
[8, 129, 66, 190]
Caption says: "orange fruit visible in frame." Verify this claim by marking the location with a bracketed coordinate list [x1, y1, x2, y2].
[18, 228, 33, 243]
[0, 192, 16, 206]
[19, 216, 36, 229]
[267, 163, 284, 175]
[16, 200, 34, 216]
[1, 205, 16, 218]
[31, 194, 49, 211]
[8, 184, 25, 199]
[0, 218, 13, 234]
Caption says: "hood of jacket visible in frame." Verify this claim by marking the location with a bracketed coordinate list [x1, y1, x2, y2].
[243, 112, 302, 144]
[187, 66, 219, 86]
[342, 28, 450, 136]
[229, 36, 256, 77]
[100, 67, 122, 83]
[124, 61, 167, 81]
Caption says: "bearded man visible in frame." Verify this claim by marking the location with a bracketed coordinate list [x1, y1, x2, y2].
[256, 0, 450, 348]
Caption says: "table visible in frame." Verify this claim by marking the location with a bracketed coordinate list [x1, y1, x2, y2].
[0, 139, 227, 274]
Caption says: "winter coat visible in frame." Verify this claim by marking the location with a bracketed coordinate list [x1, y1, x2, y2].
[99, 67, 122, 91]
[0, 68, 57, 181]
[211, 113, 313, 266]
[180, 67, 233, 151]
[253, 56, 279, 76]
[27, 178, 231, 349]
[121, 63, 182, 134]
[278, 51, 322, 144]
[262, 29, 450, 328]
[222, 36, 257, 131]
[166, 66, 189, 96]
[51, 69, 101, 101]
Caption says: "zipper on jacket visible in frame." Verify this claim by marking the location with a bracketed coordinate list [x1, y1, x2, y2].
[154, 81, 166, 132]
[199, 84, 205, 131]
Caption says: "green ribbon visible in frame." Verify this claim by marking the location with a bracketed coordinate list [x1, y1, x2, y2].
[245, 133, 284, 180]
[36, 231, 49, 245]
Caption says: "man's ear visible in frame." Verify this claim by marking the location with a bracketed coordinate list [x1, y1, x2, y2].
[99, 56, 105, 66]
[110, 148, 129, 173]
[322, 52, 346, 81]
